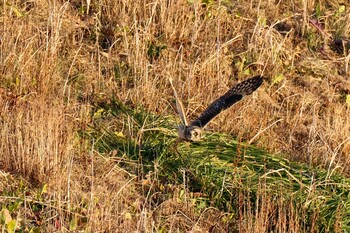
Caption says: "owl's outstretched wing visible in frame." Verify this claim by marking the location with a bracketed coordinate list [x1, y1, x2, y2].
[190, 75, 263, 128]
[169, 78, 188, 126]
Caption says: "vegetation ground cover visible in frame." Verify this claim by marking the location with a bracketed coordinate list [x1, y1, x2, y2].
[1, 0, 350, 232]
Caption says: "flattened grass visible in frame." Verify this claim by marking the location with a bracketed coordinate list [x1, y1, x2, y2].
[89, 100, 350, 232]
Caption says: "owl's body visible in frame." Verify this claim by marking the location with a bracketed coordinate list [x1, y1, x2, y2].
[176, 75, 263, 142]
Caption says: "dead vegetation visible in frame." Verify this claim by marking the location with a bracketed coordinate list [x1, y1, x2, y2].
[1, 0, 350, 232]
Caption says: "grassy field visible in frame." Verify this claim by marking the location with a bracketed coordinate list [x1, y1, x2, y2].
[1, 0, 350, 232]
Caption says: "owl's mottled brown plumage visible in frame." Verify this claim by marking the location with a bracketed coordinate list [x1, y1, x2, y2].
[172, 75, 264, 142]
[190, 75, 263, 129]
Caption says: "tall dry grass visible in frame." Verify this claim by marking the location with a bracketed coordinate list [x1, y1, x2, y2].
[92, 0, 350, 170]
[1, 0, 350, 232]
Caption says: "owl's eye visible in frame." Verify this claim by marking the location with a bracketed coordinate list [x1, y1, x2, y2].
[193, 132, 198, 136]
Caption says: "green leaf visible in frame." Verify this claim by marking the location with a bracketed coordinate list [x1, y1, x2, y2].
[7, 219, 17, 233]
[69, 216, 78, 231]
[159, 226, 166, 233]
[346, 94, 350, 106]
[16, 77, 20, 86]
[114, 131, 126, 138]
[124, 212, 132, 219]
[5, 3, 24, 18]
[179, 189, 185, 198]
[41, 184, 47, 195]
[315, 3, 322, 17]
[93, 108, 105, 119]
[338, 5, 345, 14]
[259, 16, 267, 26]
[273, 74, 285, 84]
[243, 69, 251, 75]
[197, 200, 207, 210]
[29, 227, 41, 233]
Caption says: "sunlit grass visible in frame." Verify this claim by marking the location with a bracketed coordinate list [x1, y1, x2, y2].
[1, 0, 350, 232]
[88, 100, 350, 232]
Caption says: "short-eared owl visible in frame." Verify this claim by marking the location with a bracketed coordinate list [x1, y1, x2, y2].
[170, 75, 264, 142]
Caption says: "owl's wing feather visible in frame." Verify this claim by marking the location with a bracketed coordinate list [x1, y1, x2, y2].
[169, 78, 188, 126]
[190, 75, 263, 128]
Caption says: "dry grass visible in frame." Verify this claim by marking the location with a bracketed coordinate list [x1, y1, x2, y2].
[1, 0, 350, 232]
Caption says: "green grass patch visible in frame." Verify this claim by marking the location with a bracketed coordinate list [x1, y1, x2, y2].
[87, 99, 350, 232]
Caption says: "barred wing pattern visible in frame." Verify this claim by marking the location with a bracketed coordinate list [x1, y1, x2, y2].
[190, 75, 263, 128]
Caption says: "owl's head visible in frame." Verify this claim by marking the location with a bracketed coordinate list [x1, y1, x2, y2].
[178, 125, 202, 142]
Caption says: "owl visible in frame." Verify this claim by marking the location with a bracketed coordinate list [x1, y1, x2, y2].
[170, 75, 264, 142]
